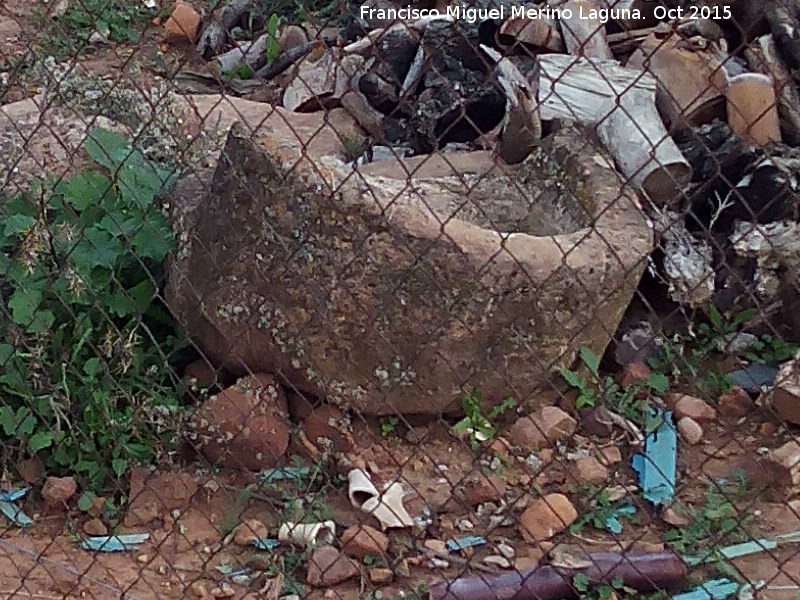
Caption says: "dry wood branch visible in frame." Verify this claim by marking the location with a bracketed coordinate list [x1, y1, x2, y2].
[481, 45, 541, 164]
[213, 35, 269, 73]
[561, 0, 614, 58]
[536, 54, 656, 123]
[745, 34, 800, 145]
[596, 89, 692, 204]
[196, 0, 256, 58]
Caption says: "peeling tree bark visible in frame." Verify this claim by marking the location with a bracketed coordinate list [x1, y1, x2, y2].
[196, 0, 256, 59]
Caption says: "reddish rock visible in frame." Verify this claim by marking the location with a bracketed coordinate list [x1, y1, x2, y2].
[368, 567, 394, 584]
[489, 437, 512, 458]
[579, 406, 615, 437]
[341, 525, 389, 559]
[677, 417, 703, 445]
[519, 493, 578, 542]
[718, 386, 754, 418]
[760, 422, 778, 436]
[165, 118, 652, 416]
[83, 518, 108, 536]
[599, 446, 622, 465]
[233, 519, 268, 546]
[126, 468, 199, 524]
[17, 457, 44, 484]
[192, 374, 290, 470]
[509, 407, 577, 451]
[41, 476, 77, 506]
[764, 438, 800, 488]
[573, 456, 609, 484]
[164, 0, 200, 41]
[184, 359, 220, 388]
[302, 405, 351, 454]
[619, 362, 651, 387]
[463, 473, 506, 505]
[286, 389, 317, 421]
[765, 356, 800, 425]
[669, 393, 717, 422]
[306, 545, 359, 586]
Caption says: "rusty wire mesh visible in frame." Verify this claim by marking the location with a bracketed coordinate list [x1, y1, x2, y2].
[1, 0, 800, 599]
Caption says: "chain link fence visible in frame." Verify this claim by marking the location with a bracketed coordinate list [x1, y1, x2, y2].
[2, 0, 800, 598]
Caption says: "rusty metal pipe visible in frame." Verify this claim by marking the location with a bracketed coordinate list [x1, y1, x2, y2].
[428, 551, 688, 600]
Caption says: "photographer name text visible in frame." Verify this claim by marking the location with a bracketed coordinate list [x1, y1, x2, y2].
[360, 4, 732, 24]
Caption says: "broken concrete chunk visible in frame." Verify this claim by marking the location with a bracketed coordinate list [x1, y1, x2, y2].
[509, 407, 577, 452]
[519, 493, 578, 542]
[306, 546, 359, 586]
[669, 394, 717, 422]
[166, 111, 652, 415]
[765, 353, 800, 425]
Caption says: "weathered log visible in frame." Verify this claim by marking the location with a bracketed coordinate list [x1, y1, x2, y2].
[213, 35, 269, 74]
[627, 32, 728, 130]
[481, 45, 541, 164]
[196, 0, 255, 58]
[726, 73, 782, 146]
[765, 0, 800, 79]
[607, 26, 657, 55]
[560, 0, 614, 59]
[282, 50, 366, 113]
[255, 41, 322, 81]
[596, 89, 692, 203]
[428, 550, 687, 600]
[534, 54, 657, 124]
[745, 34, 800, 145]
[498, 14, 565, 53]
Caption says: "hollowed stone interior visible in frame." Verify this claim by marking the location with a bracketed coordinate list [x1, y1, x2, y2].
[421, 147, 593, 237]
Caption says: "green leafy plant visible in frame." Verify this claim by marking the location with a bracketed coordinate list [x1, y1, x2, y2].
[265, 13, 281, 62]
[452, 390, 516, 449]
[744, 333, 799, 365]
[573, 574, 627, 600]
[40, 0, 156, 57]
[662, 479, 752, 561]
[222, 61, 255, 80]
[380, 416, 399, 437]
[560, 347, 668, 431]
[0, 128, 187, 491]
[570, 486, 638, 535]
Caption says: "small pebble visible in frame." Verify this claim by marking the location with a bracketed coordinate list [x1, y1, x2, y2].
[483, 555, 511, 568]
[427, 558, 449, 569]
[497, 543, 515, 559]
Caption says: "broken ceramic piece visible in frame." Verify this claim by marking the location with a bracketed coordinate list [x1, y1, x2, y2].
[278, 521, 335, 547]
[347, 469, 414, 530]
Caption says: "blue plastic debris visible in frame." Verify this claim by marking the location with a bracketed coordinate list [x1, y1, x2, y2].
[0, 487, 33, 527]
[631, 410, 676, 505]
[684, 530, 800, 566]
[672, 578, 739, 600]
[259, 467, 311, 484]
[251, 537, 280, 551]
[446, 536, 487, 552]
[603, 504, 636, 534]
[80, 533, 150, 552]
[727, 364, 778, 393]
